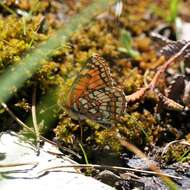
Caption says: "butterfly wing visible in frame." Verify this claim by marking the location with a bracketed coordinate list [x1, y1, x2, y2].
[78, 86, 126, 124]
[65, 54, 126, 124]
[66, 55, 113, 107]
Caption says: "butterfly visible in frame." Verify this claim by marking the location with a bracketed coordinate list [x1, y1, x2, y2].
[64, 54, 127, 124]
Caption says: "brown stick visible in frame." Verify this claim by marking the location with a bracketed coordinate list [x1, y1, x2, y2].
[149, 41, 190, 89]
[126, 41, 190, 102]
[37, 163, 182, 180]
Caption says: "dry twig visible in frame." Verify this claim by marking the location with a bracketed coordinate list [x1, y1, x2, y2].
[1, 102, 80, 158]
[149, 42, 190, 89]
[126, 42, 190, 105]
[36, 163, 181, 180]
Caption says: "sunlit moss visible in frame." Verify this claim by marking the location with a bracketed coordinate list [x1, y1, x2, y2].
[95, 128, 121, 152]
[123, 68, 144, 94]
[54, 114, 79, 144]
[2, 0, 49, 12]
[71, 19, 120, 59]
[119, 110, 157, 146]
[0, 15, 48, 67]
[162, 143, 190, 164]
[120, 1, 162, 35]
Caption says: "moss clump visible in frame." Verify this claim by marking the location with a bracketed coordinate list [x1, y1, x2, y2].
[119, 110, 157, 146]
[54, 113, 79, 145]
[0, 15, 48, 67]
[123, 68, 144, 94]
[95, 128, 121, 152]
[162, 143, 190, 164]
[15, 98, 31, 112]
[70, 19, 121, 61]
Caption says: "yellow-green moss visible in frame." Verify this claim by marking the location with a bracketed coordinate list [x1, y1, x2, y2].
[119, 110, 156, 146]
[0, 15, 48, 67]
[95, 128, 121, 152]
[162, 143, 190, 164]
[123, 68, 144, 94]
[54, 113, 79, 144]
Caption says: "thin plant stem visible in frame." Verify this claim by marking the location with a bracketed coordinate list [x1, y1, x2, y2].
[1, 102, 80, 158]
[79, 143, 89, 164]
[1, 102, 34, 133]
[0, 162, 38, 168]
[37, 163, 182, 180]
[31, 84, 40, 152]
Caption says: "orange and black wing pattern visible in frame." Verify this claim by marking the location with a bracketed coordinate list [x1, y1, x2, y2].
[65, 54, 127, 124]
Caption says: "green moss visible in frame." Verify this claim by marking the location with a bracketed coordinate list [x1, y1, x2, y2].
[123, 68, 144, 94]
[0, 15, 48, 67]
[70, 19, 121, 59]
[119, 110, 156, 146]
[54, 114, 79, 144]
[162, 143, 190, 164]
[95, 128, 121, 152]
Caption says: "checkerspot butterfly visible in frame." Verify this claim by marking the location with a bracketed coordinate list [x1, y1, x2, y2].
[64, 54, 127, 124]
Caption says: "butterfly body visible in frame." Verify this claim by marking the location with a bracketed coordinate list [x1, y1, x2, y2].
[65, 54, 127, 124]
